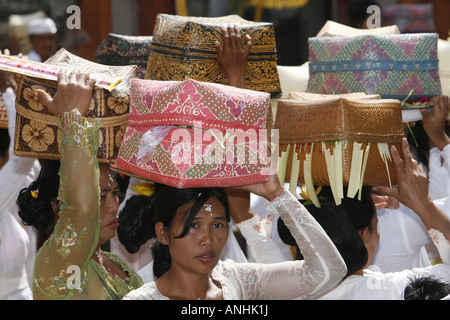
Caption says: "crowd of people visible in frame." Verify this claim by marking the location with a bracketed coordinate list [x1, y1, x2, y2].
[1, 3, 450, 302]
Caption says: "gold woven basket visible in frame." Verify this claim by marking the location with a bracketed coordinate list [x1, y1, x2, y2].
[14, 48, 137, 163]
[275, 94, 403, 205]
[146, 14, 281, 98]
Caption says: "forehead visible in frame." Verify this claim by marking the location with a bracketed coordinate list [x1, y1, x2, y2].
[99, 165, 118, 190]
[175, 196, 226, 222]
[196, 197, 226, 217]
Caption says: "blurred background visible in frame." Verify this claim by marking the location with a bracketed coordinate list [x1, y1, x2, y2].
[1, 0, 449, 66]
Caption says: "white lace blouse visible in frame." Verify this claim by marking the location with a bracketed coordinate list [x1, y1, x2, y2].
[123, 190, 347, 300]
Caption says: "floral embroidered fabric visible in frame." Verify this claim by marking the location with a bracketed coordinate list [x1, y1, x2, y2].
[123, 191, 347, 300]
[32, 111, 142, 300]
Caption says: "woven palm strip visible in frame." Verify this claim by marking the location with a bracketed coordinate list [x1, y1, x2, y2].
[275, 96, 403, 186]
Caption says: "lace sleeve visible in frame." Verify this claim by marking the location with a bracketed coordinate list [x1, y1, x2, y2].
[228, 190, 346, 299]
[428, 228, 450, 265]
[33, 111, 101, 299]
[237, 215, 287, 263]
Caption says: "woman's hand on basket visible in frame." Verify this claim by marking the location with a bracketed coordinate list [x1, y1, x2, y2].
[372, 138, 431, 223]
[34, 69, 95, 118]
[216, 24, 251, 89]
[232, 173, 284, 203]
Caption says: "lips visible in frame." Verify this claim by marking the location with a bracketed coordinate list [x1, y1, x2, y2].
[105, 217, 119, 228]
[197, 252, 215, 263]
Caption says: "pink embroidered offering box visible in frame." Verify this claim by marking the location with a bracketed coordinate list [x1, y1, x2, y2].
[115, 79, 272, 188]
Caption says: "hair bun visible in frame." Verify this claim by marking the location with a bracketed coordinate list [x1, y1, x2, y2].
[117, 194, 156, 253]
[17, 181, 54, 230]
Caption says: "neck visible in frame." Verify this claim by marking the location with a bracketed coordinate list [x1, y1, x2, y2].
[158, 266, 215, 300]
[354, 269, 364, 276]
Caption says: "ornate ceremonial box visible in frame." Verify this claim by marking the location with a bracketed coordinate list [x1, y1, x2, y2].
[145, 14, 281, 98]
[306, 33, 441, 102]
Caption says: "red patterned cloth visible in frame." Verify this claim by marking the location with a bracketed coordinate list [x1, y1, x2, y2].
[116, 79, 272, 188]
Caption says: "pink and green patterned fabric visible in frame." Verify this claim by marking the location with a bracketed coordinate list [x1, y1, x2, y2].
[382, 4, 436, 33]
[306, 33, 441, 102]
[116, 79, 272, 188]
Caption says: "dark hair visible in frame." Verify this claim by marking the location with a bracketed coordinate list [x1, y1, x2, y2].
[118, 184, 230, 279]
[0, 128, 10, 158]
[404, 275, 450, 300]
[117, 193, 156, 254]
[406, 122, 430, 167]
[278, 186, 375, 277]
[277, 217, 302, 259]
[17, 160, 60, 230]
[328, 186, 376, 233]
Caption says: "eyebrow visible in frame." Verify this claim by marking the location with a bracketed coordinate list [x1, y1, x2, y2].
[192, 216, 227, 222]
[193, 215, 227, 221]
[101, 185, 120, 193]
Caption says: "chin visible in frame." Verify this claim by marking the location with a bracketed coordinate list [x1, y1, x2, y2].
[100, 230, 116, 244]
[198, 259, 220, 273]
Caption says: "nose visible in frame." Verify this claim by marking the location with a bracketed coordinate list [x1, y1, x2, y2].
[106, 192, 119, 213]
[200, 228, 215, 248]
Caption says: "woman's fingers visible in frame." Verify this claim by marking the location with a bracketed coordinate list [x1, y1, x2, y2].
[86, 74, 95, 90]
[390, 141, 404, 180]
[222, 26, 230, 53]
[58, 68, 68, 85]
[34, 89, 54, 111]
[371, 185, 399, 202]
[243, 34, 252, 55]
[68, 69, 77, 83]
[222, 25, 249, 54]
